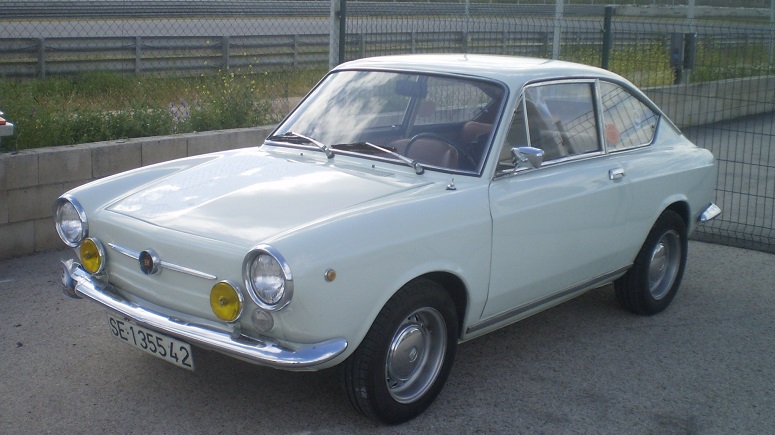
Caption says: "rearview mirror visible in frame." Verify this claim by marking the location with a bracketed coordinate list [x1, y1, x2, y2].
[512, 146, 544, 169]
[395, 79, 427, 98]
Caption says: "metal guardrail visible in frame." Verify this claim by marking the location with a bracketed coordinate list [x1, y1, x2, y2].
[0, 1, 602, 19]
[1, 30, 663, 77]
[0, 35, 332, 77]
[1, 1, 771, 20]
[0, 28, 761, 78]
[0, 1, 331, 18]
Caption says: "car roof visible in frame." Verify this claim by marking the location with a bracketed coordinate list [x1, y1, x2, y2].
[334, 54, 627, 89]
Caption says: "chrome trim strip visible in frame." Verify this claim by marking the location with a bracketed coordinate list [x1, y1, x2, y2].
[109, 243, 138, 259]
[159, 261, 217, 281]
[61, 260, 348, 369]
[466, 266, 630, 335]
[108, 243, 217, 280]
[699, 203, 721, 223]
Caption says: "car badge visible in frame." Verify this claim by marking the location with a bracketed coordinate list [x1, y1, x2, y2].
[139, 249, 160, 275]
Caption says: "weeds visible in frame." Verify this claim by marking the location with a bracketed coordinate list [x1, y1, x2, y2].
[0, 67, 325, 152]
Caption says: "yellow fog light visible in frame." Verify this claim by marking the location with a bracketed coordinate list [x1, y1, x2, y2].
[210, 281, 243, 322]
[79, 238, 105, 274]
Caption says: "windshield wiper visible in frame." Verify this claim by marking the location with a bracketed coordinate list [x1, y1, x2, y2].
[266, 131, 334, 159]
[332, 141, 424, 175]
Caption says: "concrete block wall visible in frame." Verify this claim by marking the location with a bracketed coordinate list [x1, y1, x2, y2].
[0, 125, 274, 260]
[645, 76, 775, 128]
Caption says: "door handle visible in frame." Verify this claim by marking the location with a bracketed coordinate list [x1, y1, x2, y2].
[609, 168, 625, 180]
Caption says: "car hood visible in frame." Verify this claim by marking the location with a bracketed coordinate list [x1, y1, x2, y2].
[107, 148, 427, 246]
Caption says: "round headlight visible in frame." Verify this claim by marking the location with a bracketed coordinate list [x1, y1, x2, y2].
[54, 196, 88, 247]
[79, 237, 105, 274]
[243, 245, 293, 311]
[210, 281, 244, 322]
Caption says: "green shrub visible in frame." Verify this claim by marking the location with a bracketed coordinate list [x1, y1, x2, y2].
[0, 67, 324, 152]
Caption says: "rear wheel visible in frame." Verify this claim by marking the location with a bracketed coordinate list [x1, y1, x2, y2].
[341, 279, 458, 424]
[615, 210, 687, 315]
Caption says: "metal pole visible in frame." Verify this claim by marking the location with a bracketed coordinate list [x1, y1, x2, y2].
[770, 0, 774, 66]
[685, 0, 695, 83]
[37, 38, 46, 78]
[222, 36, 230, 70]
[601, 6, 614, 70]
[339, 0, 347, 65]
[464, 0, 470, 53]
[552, 0, 564, 60]
[329, 0, 340, 70]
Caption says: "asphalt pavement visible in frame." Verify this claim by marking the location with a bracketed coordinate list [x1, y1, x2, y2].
[1, 241, 773, 433]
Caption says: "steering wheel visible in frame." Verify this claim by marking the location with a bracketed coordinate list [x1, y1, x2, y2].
[404, 133, 478, 170]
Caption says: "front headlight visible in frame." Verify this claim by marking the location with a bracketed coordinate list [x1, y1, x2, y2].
[54, 196, 88, 247]
[243, 245, 293, 311]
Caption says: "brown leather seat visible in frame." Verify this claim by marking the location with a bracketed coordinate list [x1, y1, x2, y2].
[407, 138, 458, 168]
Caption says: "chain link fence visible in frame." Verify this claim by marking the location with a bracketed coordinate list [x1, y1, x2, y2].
[1, 0, 774, 253]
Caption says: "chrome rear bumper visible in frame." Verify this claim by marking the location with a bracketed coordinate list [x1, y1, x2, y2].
[60, 259, 347, 370]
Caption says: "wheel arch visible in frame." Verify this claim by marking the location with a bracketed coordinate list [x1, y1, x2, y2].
[415, 271, 469, 339]
[664, 200, 690, 229]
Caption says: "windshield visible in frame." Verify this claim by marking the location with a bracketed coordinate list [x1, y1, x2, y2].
[271, 70, 506, 173]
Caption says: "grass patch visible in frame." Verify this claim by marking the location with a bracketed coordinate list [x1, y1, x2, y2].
[0, 67, 325, 152]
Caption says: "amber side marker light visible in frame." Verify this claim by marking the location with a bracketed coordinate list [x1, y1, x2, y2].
[210, 281, 243, 322]
[80, 238, 105, 274]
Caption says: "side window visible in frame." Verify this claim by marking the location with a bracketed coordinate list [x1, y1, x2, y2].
[496, 82, 601, 176]
[524, 83, 600, 160]
[600, 81, 658, 150]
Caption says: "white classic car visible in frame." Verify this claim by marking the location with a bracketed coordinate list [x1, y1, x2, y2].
[56, 54, 720, 424]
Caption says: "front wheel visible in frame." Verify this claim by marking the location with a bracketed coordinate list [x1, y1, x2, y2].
[341, 279, 458, 424]
[615, 210, 688, 315]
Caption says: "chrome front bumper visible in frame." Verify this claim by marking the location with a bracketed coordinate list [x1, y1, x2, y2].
[60, 259, 347, 370]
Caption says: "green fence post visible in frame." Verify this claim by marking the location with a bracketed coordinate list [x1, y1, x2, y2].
[135, 36, 142, 74]
[37, 38, 46, 78]
[222, 36, 230, 70]
[601, 6, 614, 70]
[339, 0, 347, 64]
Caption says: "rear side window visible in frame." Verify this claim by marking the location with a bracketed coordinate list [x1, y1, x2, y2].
[599, 81, 658, 151]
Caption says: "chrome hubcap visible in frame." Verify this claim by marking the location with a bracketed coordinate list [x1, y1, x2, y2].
[385, 307, 446, 404]
[648, 230, 681, 300]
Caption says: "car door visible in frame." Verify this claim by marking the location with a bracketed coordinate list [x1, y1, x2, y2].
[480, 80, 634, 322]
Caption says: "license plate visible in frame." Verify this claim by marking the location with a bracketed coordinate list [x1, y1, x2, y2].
[107, 314, 194, 371]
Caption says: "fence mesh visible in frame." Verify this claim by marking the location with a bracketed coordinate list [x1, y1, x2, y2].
[1, 0, 774, 253]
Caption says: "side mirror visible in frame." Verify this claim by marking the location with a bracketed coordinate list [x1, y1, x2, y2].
[512, 146, 544, 169]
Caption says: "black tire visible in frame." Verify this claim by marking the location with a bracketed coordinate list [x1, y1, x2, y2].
[341, 279, 458, 424]
[615, 210, 688, 315]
